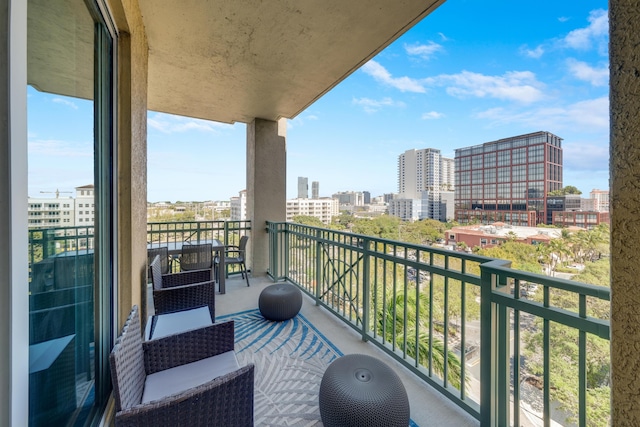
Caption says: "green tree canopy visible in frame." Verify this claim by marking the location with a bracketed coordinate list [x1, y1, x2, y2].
[292, 215, 325, 227]
[548, 185, 583, 196]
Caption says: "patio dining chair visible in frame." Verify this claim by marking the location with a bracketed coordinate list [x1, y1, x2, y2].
[215, 235, 250, 287]
[147, 246, 171, 275]
[180, 243, 214, 282]
[150, 255, 216, 320]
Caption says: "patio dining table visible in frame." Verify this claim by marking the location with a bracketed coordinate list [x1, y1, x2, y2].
[149, 239, 227, 294]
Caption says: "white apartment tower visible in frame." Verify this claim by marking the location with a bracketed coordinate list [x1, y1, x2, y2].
[28, 185, 95, 229]
[28, 192, 75, 228]
[391, 148, 454, 221]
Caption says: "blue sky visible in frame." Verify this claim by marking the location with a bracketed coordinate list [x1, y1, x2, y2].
[28, 0, 609, 203]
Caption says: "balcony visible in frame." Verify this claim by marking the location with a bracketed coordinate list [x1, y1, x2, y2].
[29, 221, 610, 426]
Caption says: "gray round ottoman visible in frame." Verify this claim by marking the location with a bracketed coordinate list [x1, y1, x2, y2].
[319, 354, 410, 427]
[258, 283, 302, 321]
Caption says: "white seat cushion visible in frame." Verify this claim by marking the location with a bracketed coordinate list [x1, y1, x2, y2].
[142, 351, 239, 403]
[149, 306, 212, 340]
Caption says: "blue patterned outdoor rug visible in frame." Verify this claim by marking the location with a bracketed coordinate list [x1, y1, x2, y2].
[219, 309, 418, 427]
[218, 309, 341, 426]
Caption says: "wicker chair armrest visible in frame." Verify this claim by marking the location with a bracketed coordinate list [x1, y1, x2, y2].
[152, 280, 215, 320]
[114, 364, 255, 427]
[161, 269, 212, 288]
[143, 320, 234, 374]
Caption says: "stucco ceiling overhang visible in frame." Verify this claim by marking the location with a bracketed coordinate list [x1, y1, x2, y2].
[138, 0, 446, 124]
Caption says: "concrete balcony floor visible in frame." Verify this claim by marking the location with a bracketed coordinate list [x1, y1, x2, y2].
[213, 275, 480, 427]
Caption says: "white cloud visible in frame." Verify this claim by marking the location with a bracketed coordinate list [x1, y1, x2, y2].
[566, 59, 609, 86]
[404, 41, 443, 60]
[421, 111, 444, 120]
[288, 113, 320, 129]
[558, 16, 570, 23]
[474, 96, 609, 132]
[148, 113, 234, 134]
[352, 97, 405, 113]
[520, 45, 545, 59]
[563, 9, 608, 51]
[438, 32, 449, 42]
[52, 98, 78, 109]
[361, 61, 426, 93]
[437, 70, 545, 104]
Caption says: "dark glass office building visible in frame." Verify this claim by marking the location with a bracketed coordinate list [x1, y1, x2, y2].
[454, 131, 563, 226]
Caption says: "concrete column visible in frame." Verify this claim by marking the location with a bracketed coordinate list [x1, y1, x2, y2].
[610, 0, 640, 424]
[247, 118, 287, 276]
[0, 1, 29, 425]
[110, 1, 149, 327]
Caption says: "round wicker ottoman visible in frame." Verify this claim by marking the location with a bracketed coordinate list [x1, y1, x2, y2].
[258, 283, 303, 321]
[319, 354, 410, 427]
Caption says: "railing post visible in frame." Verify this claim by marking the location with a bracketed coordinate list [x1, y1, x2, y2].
[361, 237, 370, 342]
[283, 222, 290, 282]
[315, 228, 322, 306]
[479, 259, 511, 427]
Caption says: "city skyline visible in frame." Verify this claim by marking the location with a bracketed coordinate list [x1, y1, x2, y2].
[27, 0, 609, 203]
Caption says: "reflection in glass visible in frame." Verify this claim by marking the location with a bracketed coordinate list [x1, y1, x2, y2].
[27, 0, 96, 425]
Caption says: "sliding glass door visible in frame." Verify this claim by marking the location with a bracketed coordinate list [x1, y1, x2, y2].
[27, 0, 114, 425]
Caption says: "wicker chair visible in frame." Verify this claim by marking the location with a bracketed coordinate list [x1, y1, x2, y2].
[110, 305, 255, 427]
[147, 247, 171, 275]
[180, 243, 214, 282]
[150, 255, 216, 320]
[215, 236, 250, 287]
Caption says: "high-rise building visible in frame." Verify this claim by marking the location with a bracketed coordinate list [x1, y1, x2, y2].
[390, 148, 454, 221]
[297, 177, 308, 199]
[312, 181, 319, 199]
[230, 189, 247, 220]
[75, 184, 95, 225]
[454, 131, 563, 226]
[28, 193, 75, 228]
[28, 185, 95, 228]
[332, 191, 364, 206]
[590, 189, 609, 212]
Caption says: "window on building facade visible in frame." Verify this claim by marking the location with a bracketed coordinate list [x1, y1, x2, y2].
[512, 148, 526, 164]
[497, 150, 510, 166]
[484, 168, 496, 183]
[484, 152, 496, 167]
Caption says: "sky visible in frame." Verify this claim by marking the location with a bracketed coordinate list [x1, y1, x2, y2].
[28, 0, 610, 203]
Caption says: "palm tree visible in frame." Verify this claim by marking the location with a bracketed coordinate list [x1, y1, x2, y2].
[376, 290, 464, 389]
[548, 238, 571, 273]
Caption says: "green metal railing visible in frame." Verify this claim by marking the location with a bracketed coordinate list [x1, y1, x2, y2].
[28, 226, 95, 263]
[267, 221, 611, 427]
[147, 220, 251, 248]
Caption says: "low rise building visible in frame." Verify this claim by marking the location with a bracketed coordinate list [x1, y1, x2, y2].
[552, 211, 609, 229]
[447, 223, 563, 250]
[286, 197, 339, 224]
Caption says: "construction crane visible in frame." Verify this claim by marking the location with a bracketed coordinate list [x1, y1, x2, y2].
[40, 189, 72, 198]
